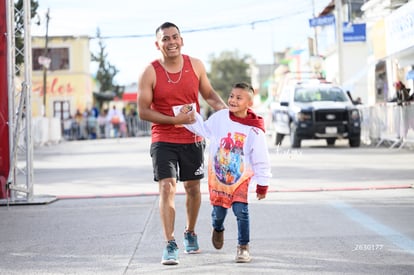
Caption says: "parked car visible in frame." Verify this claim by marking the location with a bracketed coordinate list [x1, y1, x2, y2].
[272, 80, 361, 148]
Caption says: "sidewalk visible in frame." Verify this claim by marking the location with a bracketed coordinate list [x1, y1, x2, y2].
[1, 137, 413, 274]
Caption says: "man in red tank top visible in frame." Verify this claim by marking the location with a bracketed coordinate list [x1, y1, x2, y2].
[138, 22, 227, 265]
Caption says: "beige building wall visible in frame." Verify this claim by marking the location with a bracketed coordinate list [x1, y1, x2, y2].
[31, 36, 95, 118]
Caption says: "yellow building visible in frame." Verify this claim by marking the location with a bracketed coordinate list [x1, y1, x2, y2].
[31, 35, 95, 119]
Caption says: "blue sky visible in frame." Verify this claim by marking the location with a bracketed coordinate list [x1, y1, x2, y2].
[31, 0, 330, 86]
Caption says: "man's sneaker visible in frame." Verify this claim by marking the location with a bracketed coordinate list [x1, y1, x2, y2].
[161, 240, 179, 265]
[183, 230, 200, 254]
[211, 228, 224, 249]
[235, 244, 251, 263]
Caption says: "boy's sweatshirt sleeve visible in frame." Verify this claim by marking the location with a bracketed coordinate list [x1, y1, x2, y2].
[183, 111, 212, 139]
[250, 129, 272, 195]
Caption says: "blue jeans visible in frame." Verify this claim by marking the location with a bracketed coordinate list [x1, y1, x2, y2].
[211, 202, 249, 245]
[112, 123, 120, 138]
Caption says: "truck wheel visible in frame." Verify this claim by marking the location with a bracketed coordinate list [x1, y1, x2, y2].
[327, 138, 336, 146]
[349, 137, 361, 147]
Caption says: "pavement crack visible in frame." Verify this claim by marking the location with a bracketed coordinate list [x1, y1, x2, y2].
[122, 196, 158, 275]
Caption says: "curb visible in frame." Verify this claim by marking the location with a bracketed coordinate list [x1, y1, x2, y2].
[55, 184, 413, 200]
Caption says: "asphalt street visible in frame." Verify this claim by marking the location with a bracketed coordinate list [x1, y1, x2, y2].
[0, 137, 413, 274]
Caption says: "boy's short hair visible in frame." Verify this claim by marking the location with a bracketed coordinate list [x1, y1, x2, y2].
[232, 82, 254, 95]
[156, 22, 180, 36]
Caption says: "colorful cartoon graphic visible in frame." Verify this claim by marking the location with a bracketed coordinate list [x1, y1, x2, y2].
[214, 132, 246, 185]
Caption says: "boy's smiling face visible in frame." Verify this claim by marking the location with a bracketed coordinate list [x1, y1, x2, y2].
[227, 87, 253, 118]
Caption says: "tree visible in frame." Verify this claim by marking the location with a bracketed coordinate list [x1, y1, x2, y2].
[91, 28, 121, 108]
[207, 50, 251, 99]
[15, 0, 39, 68]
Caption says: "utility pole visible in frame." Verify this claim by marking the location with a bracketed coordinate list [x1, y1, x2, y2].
[335, 0, 344, 85]
[42, 8, 50, 116]
[312, 0, 319, 56]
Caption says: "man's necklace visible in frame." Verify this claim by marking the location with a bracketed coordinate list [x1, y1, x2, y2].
[165, 68, 183, 84]
[162, 59, 183, 84]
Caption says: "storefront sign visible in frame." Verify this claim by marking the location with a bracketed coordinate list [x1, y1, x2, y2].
[343, 23, 366, 42]
[406, 70, 414, 80]
[309, 14, 335, 27]
[385, 1, 414, 55]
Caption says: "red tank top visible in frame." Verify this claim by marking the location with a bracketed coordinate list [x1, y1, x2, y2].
[151, 54, 203, 144]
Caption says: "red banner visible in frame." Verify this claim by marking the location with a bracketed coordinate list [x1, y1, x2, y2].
[0, 0, 10, 198]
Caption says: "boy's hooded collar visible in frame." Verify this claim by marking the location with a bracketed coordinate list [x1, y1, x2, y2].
[229, 108, 265, 133]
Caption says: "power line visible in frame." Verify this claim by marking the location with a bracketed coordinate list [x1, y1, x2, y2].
[94, 6, 313, 40]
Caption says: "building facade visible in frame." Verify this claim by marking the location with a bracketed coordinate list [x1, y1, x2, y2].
[31, 35, 95, 120]
[365, 0, 414, 105]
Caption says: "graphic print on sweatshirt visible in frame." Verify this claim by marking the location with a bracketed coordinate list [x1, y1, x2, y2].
[214, 131, 246, 185]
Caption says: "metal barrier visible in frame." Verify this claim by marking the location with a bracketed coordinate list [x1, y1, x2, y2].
[359, 102, 414, 149]
[30, 104, 413, 150]
[399, 103, 414, 149]
[31, 115, 152, 145]
[125, 116, 151, 137]
[357, 105, 372, 145]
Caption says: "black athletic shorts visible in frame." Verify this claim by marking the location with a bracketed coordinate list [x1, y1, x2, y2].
[150, 141, 205, 182]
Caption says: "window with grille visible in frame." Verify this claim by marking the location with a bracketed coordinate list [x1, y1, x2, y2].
[32, 47, 70, 71]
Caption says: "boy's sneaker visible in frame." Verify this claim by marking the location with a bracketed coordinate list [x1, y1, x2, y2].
[235, 244, 251, 263]
[183, 230, 200, 254]
[161, 240, 179, 265]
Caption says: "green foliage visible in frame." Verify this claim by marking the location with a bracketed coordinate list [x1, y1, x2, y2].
[15, 0, 39, 67]
[207, 50, 251, 99]
[91, 28, 119, 93]
[91, 28, 121, 107]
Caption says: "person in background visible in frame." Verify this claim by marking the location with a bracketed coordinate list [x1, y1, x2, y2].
[120, 107, 128, 137]
[80, 108, 90, 139]
[63, 115, 73, 140]
[181, 82, 272, 263]
[73, 109, 83, 140]
[86, 111, 97, 139]
[106, 105, 125, 138]
[138, 22, 227, 265]
[126, 108, 138, 137]
[390, 81, 411, 105]
[97, 109, 107, 139]
[354, 97, 362, 105]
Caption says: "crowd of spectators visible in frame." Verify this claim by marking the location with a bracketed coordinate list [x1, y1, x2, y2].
[62, 105, 150, 141]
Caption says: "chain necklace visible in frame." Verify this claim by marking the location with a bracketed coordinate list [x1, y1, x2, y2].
[165, 68, 183, 84]
[162, 59, 183, 84]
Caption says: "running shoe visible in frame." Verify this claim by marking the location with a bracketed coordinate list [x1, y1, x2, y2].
[161, 240, 179, 265]
[183, 230, 200, 254]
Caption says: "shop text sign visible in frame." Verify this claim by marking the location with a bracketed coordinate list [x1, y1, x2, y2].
[343, 23, 366, 42]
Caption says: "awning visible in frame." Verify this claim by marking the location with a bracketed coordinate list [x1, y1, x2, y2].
[122, 92, 138, 102]
[93, 90, 116, 101]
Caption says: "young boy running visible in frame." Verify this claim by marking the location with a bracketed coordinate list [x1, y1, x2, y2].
[180, 82, 272, 263]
